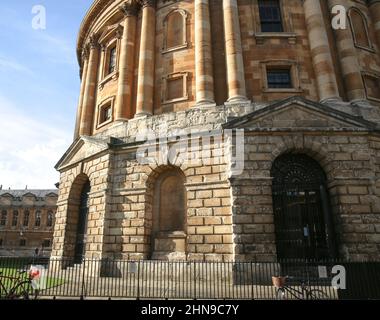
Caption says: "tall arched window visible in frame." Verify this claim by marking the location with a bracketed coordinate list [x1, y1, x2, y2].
[151, 168, 187, 259]
[349, 8, 372, 49]
[23, 210, 30, 227]
[12, 211, 18, 227]
[47, 211, 53, 227]
[271, 154, 336, 261]
[0, 210, 7, 226]
[163, 10, 188, 52]
[35, 211, 41, 227]
[74, 181, 91, 263]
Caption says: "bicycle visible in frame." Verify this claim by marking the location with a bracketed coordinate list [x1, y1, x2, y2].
[272, 276, 330, 300]
[0, 270, 39, 300]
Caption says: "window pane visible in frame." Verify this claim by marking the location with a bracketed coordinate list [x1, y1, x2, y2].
[23, 211, 29, 227]
[259, 0, 283, 32]
[0, 210, 6, 226]
[267, 69, 292, 88]
[108, 46, 117, 75]
[12, 211, 18, 226]
[35, 211, 41, 227]
[47, 212, 53, 227]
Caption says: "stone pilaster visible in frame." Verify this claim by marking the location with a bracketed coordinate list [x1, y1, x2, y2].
[74, 47, 89, 140]
[303, 0, 341, 102]
[195, 0, 215, 106]
[115, 2, 138, 121]
[135, 0, 156, 116]
[223, 0, 248, 103]
[79, 34, 100, 136]
[328, 0, 366, 103]
[369, 0, 380, 59]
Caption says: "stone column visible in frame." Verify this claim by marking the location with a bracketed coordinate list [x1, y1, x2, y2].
[116, 3, 138, 121]
[195, 0, 215, 106]
[369, 0, 380, 57]
[74, 48, 89, 140]
[303, 0, 341, 102]
[79, 34, 100, 136]
[135, 0, 156, 117]
[223, 0, 248, 103]
[328, 0, 366, 102]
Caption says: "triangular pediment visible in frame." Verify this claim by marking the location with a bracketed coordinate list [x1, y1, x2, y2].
[224, 96, 378, 131]
[55, 136, 110, 171]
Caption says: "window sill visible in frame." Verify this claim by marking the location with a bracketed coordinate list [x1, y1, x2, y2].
[254, 32, 297, 45]
[367, 96, 380, 103]
[162, 43, 188, 54]
[97, 118, 113, 130]
[161, 96, 189, 105]
[263, 88, 303, 93]
[99, 71, 119, 90]
[354, 44, 376, 54]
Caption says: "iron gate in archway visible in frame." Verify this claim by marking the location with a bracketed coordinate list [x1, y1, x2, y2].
[271, 154, 336, 261]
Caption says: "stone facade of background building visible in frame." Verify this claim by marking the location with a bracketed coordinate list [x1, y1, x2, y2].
[0, 189, 58, 257]
[52, 0, 380, 264]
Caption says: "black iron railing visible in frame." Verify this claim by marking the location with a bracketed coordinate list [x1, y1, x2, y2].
[0, 257, 379, 300]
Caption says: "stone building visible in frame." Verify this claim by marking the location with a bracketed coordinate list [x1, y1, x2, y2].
[0, 189, 58, 257]
[52, 0, 380, 263]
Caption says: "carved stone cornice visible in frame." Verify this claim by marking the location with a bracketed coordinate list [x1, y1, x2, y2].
[141, 0, 156, 9]
[88, 33, 100, 50]
[119, 2, 140, 17]
[81, 45, 90, 61]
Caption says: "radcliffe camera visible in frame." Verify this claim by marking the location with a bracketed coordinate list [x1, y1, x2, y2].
[0, 0, 379, 311]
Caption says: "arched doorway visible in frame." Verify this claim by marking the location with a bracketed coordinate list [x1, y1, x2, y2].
[271, 154, 336, 261]
[151, 168, 187, 260]
[74, 180, 91, 263]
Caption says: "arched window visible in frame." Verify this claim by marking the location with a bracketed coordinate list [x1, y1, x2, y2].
[163, 10, 188, 52]
[23, 210, 30, 227]
[271, 154, 336, 261]
[349, 8, 372, 49]
[151, 167, 187, 259]
[0, 210, 7, 226]
[47, 211, 54, 227]
[12, 210, 18, 227]
[35, 211, 41, 227]
[74, 181, 91, 263]
[159, 174, 185, 232]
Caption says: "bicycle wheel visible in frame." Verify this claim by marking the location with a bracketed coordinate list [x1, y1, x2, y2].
[275, 288, 286, 300]
[8, 282, 31, 300]
[308, 289, 330, 300]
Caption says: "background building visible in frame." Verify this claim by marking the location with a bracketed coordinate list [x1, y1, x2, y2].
[52, 0, 380, 263]
[0, 189, 58, 257]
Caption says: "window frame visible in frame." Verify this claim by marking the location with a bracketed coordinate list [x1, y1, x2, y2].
[161, 72, 189, 105]
[0, 210, 7, 226]
[258, 0, 284, 33]
[12, 210, 18, 227]
[260, 60, 303, 93]
[47, 211, 54, 228]
[348, 7, 375, 52]
[362, 71, 380, 102]
[162, 9, 189, 54]
[97, 23, 122, 89]
[19, 239, 26, 247]
[23, 210, 30, 227]
[35, 211, 41, 227]
[96, 96, 115, 129]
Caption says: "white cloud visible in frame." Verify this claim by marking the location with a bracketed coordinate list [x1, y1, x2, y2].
[0, 95, 72, 189]
[0, 56, 33, 74]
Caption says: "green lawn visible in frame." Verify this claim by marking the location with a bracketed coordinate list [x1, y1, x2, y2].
[0, 267, 65, 297]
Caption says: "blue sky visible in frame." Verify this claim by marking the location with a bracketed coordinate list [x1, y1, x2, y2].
[0, 1, 93, 189]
